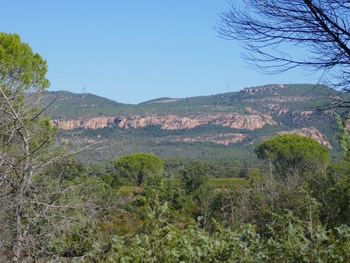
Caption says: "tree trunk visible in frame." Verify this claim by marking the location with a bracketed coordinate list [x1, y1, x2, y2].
[12, 136, 31, 263]
[12, 198, 24, 263]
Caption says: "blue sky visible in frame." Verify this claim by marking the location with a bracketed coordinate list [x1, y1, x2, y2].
[1, 1, 322, 104]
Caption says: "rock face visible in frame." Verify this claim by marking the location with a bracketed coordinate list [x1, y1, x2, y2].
[118, 114, 203, 130]
[215, 114, 276, 130]
[182, 133, 246, 145]
[51, 117, 115, 130]
[241, 84, 286, 94]
[52, 113, 277, 131]
[278, 127, 332, 149]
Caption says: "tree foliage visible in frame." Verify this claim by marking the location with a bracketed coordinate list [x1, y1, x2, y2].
[0, 33, 119, 262]
[317, 161, 350, 226]
[255, 134, 330, 179]
[336, 113, 350, 160]
[181, 160, 210, 194]
[0, 33, 49, 91]
[105, 205, 350, 262]
[115, 153, 164, 186]
[33, 160, 119, 261]
[0, 33, 56, 262]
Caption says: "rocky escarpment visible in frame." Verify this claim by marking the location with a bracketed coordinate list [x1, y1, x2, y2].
[278, 127, 332, 149]
[241, 84, 286, 94]
[182, 133, 246, 145]
[214, 114, 276, 130]
[51, 117, 115, 130]
[52, 113, 277, 131]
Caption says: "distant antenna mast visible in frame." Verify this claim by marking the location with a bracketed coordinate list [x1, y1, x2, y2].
[227, 83, 230, 93]
[83, 86, 86, 94]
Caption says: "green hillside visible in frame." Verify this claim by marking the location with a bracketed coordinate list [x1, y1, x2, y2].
[46, 84, 346, 171]
[46, 84, 334, 117]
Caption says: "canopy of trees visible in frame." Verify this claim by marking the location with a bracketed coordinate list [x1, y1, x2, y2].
[115, 153, 164, 186]
[181, 160, 209, 194]
[0, 33, 55, 262]
[0, 33, 119, 262]
[255, 134, 330, 179]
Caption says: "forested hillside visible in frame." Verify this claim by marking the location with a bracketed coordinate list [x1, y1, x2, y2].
[46, 84, 346, 172]
[1, 32, 350, 262]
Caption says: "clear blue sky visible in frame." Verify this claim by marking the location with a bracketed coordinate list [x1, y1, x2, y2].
[1, 1, 321, 104]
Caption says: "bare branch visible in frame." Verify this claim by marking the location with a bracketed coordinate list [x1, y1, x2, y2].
[216, 0, 350, 95]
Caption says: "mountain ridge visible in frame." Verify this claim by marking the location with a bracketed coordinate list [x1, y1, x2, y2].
[45, 84, 345, 164]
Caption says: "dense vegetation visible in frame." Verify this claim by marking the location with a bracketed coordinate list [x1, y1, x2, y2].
[1, 33, 350, 262]
[36, 133, 350, 262]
